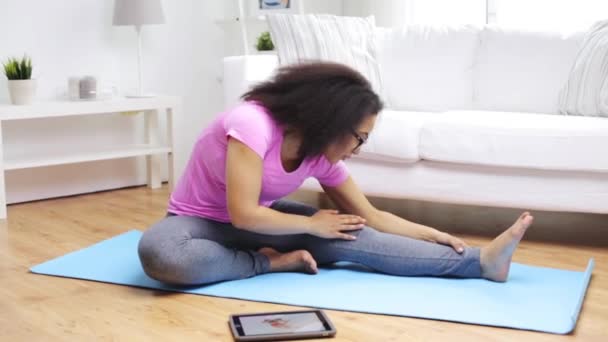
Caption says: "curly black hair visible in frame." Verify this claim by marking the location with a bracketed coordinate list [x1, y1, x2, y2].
[242, 62, 383, 159]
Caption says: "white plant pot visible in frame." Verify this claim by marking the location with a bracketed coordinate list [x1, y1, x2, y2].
[8, 79, 37, 105]
[256, 50, 276, 55]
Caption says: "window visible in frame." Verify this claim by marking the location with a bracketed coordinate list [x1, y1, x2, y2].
[345, 0, 606, 30]
[405, 0, 487, 25]
[492, 0, 608, 31]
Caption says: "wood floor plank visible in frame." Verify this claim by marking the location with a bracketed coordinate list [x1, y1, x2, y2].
[1, 185, 606, 341]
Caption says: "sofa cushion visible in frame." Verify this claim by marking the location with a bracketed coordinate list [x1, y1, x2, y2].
[358, 110, 441, 163]
[558, 19, 608, 117]
[266, 14, 384, 99]
[473, 26, 584, 114]
[419, 110, 608, 172]
[376, 24, 480, 112]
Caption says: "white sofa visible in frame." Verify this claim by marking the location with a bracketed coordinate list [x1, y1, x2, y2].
[223, 25, 608, 214]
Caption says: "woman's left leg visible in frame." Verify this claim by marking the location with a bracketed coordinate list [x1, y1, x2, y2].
[268, 200, 481, 278]
[307, 226, 481, 277]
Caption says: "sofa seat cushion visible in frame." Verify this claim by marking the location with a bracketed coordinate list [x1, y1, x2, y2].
[419, 110, 608, 172]
[358, 110, 442, 163]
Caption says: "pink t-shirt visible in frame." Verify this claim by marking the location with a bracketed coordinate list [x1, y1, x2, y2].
[168, 101, 350, 222]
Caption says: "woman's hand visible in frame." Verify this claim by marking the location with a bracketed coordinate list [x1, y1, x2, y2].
[433, 231, 468, 253]
[307, 209, 366, 240]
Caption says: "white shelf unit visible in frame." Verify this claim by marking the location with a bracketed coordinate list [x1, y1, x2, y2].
[218, 0, 305, 55]
[0, 96, 180, 219]
[3, 144, 172, 171]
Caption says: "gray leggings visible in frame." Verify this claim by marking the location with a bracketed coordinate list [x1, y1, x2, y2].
[138, 200, 481, 285]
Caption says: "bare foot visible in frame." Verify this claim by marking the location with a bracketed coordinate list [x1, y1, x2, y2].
[258, 247, 318, 274]
[480, 212, 534, 282]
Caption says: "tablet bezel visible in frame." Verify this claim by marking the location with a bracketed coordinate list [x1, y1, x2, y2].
[228, 309, 336, 341]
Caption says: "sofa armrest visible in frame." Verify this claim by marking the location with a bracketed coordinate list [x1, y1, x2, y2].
[222, 55, 279, 107]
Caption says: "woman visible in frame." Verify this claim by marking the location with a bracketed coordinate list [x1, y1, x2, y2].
[138, 62, 534, 286]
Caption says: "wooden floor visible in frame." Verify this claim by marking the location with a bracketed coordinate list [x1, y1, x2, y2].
[1, 185, 607, 341]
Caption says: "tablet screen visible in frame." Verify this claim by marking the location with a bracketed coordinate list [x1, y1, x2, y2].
[236, 311, 329, 336]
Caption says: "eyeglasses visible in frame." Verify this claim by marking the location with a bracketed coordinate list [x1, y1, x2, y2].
[351, 130, 367, 152]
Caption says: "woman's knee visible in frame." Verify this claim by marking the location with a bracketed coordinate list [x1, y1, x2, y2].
[138, 224, 223, 286]
[138, 237, 199, 285]
[137, 220, 193, 284]
[138, 228, 173, 281]
[349, 225, 381, 239]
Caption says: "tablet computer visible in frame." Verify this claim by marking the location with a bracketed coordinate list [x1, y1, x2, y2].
[228, 309, 336, 341]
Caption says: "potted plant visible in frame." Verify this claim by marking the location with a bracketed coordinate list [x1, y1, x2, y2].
[255, 31, 275, 54]
[3, 55, 36, 105]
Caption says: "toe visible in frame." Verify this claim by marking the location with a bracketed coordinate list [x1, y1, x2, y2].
[303, 252, 318, 274]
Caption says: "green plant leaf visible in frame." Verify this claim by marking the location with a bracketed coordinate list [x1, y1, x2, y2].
[25, 56, 32, 79]
[2, 55, 32, 80]
[256, 31, 275, 51]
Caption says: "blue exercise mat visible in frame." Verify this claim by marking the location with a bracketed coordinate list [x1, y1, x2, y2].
[30, 230, 593, 334]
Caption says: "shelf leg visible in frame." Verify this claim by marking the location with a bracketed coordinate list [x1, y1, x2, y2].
[166, 106, 175, 191]
[0, 121, 6, 219]
[145, 109, 162, 189]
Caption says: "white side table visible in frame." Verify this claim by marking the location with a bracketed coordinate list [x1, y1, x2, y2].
[0, 96, 180, 219]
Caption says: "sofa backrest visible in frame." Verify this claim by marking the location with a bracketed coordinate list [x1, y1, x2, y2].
[376, 25, 480, 112]
[376, 25, 584, 114]
[472, 26, 584, 114]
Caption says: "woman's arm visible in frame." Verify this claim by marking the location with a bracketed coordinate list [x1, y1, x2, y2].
[226, 138, 310, 234]
[226, 138, 364, 239]
[322, 177, 467, 252]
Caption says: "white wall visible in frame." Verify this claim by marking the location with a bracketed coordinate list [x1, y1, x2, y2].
[0, 0, 225, 204]
[0, 0, 346, 205]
